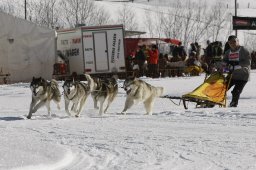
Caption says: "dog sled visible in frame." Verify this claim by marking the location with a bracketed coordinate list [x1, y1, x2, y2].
[163, 71, 232, 109]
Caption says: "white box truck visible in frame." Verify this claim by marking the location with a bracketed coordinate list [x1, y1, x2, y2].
[53, 25, 126, 79]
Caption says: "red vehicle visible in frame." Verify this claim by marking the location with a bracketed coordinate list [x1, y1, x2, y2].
[124, 38, 180, 58]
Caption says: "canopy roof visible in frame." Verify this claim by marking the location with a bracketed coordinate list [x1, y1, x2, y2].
[0, 11, 56, 82]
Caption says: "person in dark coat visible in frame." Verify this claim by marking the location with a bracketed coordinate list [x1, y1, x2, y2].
[158, 53, 168, 77]
[135, 46, 146, 77]
[223, 35, 251, 107]
[224, 41, 230, 54]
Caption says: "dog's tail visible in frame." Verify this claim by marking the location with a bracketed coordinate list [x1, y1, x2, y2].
[84, 74, 94, 92]
[51, 79, 61, 102]
[154, 87, 164, 97]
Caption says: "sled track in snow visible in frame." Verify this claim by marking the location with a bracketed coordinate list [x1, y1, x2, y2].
[24, 122, 121, 170]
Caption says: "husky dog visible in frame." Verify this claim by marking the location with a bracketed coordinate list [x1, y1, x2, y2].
[121, 77, 164, 115]
[63, 79, 91, 117]
[85, 74, 118, 115]
[27, 77, 61, 119]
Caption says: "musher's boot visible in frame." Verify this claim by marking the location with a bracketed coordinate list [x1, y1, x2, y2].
[229, 101, 238, 107]
[229, 95, 239, 107]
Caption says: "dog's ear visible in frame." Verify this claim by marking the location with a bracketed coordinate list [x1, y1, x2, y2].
[127, 75, 135, 80]
[32, 76, 35, 80]
[129, 76, 136, 81]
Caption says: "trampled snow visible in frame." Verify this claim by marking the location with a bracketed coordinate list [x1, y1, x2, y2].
[0, 71, 256, 170]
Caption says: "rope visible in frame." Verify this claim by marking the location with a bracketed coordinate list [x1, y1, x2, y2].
[168, 98, 182, 106]
[161, 95, 183, 106]
[91, 81, 119, 93]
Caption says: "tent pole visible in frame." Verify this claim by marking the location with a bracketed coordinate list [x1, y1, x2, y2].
[235, 0, 237, 36]
[25, 0, 27, 20]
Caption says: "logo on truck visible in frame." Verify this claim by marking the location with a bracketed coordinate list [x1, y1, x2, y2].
[83, 35, 93, 38]
[85, 48, 93, 51]
[61, 40, 69, 45]
[72, 38, 81, 44]
[111, 34, 117, 63]
[117, 39, 121, 59]
[64, 48, 79, 57]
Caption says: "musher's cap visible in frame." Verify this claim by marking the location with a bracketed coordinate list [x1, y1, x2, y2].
[228, 35, 237, 41]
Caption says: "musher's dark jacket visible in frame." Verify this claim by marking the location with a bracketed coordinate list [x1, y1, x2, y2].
[224, 46, 251, 81]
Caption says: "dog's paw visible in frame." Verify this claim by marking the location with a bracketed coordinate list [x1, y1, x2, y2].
[98, 110, 104, 116]
[71, 108, 77, 112]
[65, 110, 72, 116]
[47, 114, 52, 119]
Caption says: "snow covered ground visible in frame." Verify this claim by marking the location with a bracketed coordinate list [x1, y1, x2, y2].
[0, 71, 256, 170]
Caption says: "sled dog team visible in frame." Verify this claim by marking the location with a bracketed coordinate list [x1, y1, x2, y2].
[28, 74, 164, 119]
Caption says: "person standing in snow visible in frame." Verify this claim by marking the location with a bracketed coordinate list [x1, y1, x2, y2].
[135, 45, 146, 77]
[223, 35, 251, 107]
[147, 44, 159, 78]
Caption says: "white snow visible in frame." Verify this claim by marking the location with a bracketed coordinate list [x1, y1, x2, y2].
[0, 71, 256, 170]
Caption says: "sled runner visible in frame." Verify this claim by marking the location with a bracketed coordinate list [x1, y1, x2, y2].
[163, 71, 232, 109]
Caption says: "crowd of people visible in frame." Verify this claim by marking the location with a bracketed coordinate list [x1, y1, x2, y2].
[126, 40, 213, 78]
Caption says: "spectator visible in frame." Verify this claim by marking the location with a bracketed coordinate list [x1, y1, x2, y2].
[168, 52, 183, 77]
[206, 40, 211, 46]
[204, 40, 213, 67]
[204, 40, 211, 55]
[184, 51, 203, 76]
[189, 43, 197, 57]
[178, 42, 187, 61]
[147, 44, 159, 78]
[126, 50, 135, 75]
[186, 51, 196, 67]
[224, 41, 230, 53]
[172, 45, 179, 58]
[251, 51, 256, 69]
[223, 35, 251, 107]
[204, 41, 223, 74]
[135, 46, 146, 77]
[194, 42, 201, 59]
[158, 53, 168, 77]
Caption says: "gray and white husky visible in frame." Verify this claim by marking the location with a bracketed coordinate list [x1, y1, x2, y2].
[27, 77, 61, 119]
[85, 74, 118, 115]
[121, 77, 164, 115]
[63, 79, 91, 117]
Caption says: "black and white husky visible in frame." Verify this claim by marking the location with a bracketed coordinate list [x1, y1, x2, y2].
[27, 77, 61, 119]
[85, 74, 118, 115]
[121, 77, 164, 115]
[63, 79, 91, 117]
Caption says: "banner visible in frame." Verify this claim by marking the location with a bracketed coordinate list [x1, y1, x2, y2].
[233, 16, 256, 30]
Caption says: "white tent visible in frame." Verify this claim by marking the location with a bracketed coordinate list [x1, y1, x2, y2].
[0, 11, 56, 83]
